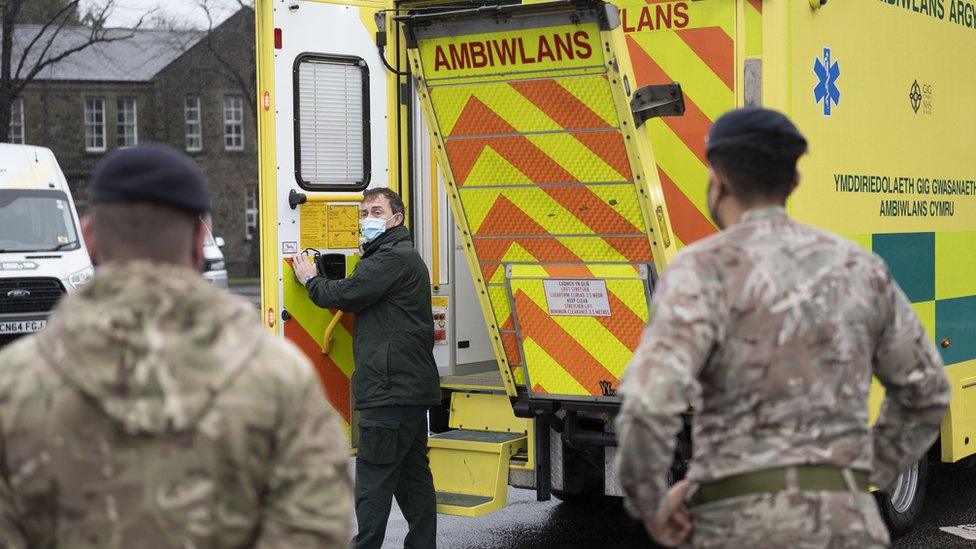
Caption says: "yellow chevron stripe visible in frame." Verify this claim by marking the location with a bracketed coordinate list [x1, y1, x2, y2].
[628, 33, 733, 120]
[522, 338, 588, 395]
[527, 132, 629, 182]
[461, 146, 534, 188]
[648, 118, 711, 218]
[464, 187, 592, 235]
[588, 184, 646, 231]
[554, 75, 620, 127]
[488, 285, 513, 325]
[745, 2, 762, 57]
[559, 235, 629, 263]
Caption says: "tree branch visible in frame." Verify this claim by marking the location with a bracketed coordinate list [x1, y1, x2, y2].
[14, 0, 84, 81]
[199, 0, 256, 113]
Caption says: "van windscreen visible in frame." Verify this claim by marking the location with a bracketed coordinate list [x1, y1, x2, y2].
[0, 190, 80, 253]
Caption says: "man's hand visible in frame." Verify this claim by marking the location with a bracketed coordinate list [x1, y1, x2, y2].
[645, 480, 693, 547]
[292, 253, 318, 285]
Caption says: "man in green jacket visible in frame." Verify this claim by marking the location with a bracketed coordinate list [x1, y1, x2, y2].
[293, 187, 440, 549]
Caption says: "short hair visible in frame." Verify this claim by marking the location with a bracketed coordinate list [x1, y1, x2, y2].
[706, 133, 808, 202]
[362, 187, 405, 222]
[91, 202, 201, 263]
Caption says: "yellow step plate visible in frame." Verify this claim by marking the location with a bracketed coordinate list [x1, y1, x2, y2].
[429, 430, 527, 517]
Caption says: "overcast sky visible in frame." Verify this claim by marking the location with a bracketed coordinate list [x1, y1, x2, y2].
[94, 0, 239, 29]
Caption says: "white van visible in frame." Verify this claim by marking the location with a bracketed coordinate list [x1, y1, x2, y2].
[0, 144, 93, 348]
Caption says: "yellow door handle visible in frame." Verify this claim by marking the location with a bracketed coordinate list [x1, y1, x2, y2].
[322, 311, 345, 355]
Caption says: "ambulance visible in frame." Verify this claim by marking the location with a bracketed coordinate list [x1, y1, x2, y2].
[256, 0, 976, 534]
[0, 144, 92, 348]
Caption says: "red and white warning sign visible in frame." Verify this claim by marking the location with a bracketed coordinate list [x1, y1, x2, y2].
[543, 279, 611, 317]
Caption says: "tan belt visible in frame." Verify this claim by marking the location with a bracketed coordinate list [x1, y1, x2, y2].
[690, 465, 870, 506]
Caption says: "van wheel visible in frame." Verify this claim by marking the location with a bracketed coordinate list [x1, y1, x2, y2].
[876, 458, 927, 537]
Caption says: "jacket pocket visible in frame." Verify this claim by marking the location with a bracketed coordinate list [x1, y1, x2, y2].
[358, 418, 399, 465]
[354, 341, 391, 404]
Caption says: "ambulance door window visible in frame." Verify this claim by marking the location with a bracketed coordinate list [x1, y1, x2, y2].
[293, 54, 370, 191]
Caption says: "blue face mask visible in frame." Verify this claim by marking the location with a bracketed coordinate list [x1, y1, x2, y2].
[360, 215, 394, 243]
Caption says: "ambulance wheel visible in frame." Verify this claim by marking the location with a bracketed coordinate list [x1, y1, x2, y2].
[876, 457, 927, 537]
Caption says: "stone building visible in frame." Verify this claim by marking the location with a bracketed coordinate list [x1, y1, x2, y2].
[6, 9, 259, 277]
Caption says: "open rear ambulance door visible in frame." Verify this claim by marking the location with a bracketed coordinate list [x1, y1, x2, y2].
[256, 0, 394, 441]
[397, 0, 680, 515]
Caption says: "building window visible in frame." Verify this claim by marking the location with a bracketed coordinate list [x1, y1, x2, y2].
[223, 96, 244, 151]
[116, 98, 138, 147]
[8, 98, 24, 144]
[185, 96, 202, 152]
[294, 55, 369, 190]
[84, 98, 106, 152]
[245, 186, 258, 241]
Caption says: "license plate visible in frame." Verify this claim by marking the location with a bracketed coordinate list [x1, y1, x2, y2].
[0, 320, 47, 335]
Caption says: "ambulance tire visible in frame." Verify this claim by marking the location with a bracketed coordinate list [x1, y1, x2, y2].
[875, 457, 927, 538]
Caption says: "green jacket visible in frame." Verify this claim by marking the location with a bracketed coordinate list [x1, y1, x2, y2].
[0, 261, 352, 548]
[306, 226, 440, 410]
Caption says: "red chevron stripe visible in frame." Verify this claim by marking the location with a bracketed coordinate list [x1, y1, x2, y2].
[674, 27, 734, 91]
[507, 79, 635, 179]
[475, 239, 583, 281]
[447, 97, 644, 243]
[509, 79, 611, 131]
[658, 167, 716, 245]
[597, 291, 646, 352]
[446, 95, 515, 137]
[514, 289, 619, 395]
[542, 265, 596, 278]
[500, 331, 523, 366]
[748, 0, 762, 13]
[475, 194, 551, 236]
[625, 36, 713, 166]
[284, 320, 352, 424]
[500, 316, 523, 365]
[573, 131, 634, 180]
[473, 195, 584, 280]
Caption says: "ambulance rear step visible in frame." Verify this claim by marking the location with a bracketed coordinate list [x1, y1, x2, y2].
[429, 392, 532, 517]
[430, 429, 527, 515]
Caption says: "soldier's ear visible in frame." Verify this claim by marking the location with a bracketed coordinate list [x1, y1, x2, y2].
[81, 216, 99, 266]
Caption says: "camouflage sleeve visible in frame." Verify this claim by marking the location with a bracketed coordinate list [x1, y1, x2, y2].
[870, 262, 950, 490]
[0, 435, 26, 549]
[615, 253, 718, 522]
[256, 350, 353, 548]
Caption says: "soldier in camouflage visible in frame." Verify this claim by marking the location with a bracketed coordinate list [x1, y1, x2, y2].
[0, 145, 353, 548]
[615, 108, 951, 548]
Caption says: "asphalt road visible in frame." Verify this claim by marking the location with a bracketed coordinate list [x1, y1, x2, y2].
[374, 460, 976, 548]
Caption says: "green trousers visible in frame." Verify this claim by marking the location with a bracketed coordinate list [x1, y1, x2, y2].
[355, 405, 437, 549]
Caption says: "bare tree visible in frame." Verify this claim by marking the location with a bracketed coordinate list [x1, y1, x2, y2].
[0, 0, 149, 142]
[199, 0, 255, 116]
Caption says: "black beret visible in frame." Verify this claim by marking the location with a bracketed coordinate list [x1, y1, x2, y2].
[89, 144, 212, 215]
[706, 107, 807, 153]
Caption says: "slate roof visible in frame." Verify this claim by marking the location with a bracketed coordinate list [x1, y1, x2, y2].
[7, 25, 204, 82]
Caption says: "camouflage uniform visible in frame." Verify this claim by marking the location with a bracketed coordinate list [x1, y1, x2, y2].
[616, 206, 951, 547]
[0, 261, 353, 548]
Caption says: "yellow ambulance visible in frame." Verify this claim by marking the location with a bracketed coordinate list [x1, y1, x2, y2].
[256, 0, 976, 534]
